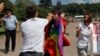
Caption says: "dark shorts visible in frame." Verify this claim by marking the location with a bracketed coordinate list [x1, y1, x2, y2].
[19, 51, 43, 56]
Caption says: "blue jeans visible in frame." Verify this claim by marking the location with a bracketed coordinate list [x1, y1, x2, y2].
[19, 51, 43, 56]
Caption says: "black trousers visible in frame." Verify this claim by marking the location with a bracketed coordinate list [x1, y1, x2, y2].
[19, 51, 44, 56]
[5, 29, 16, 51]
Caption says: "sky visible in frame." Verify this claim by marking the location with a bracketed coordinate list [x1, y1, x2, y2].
[10, 0, 100, 5]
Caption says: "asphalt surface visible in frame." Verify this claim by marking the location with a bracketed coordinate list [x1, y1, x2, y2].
[0, 22, 79, 56]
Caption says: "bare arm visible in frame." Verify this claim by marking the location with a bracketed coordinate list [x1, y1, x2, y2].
[16, 22, 19, 32]
[76, 26, 81, 38]
[46, 13, 53, 22]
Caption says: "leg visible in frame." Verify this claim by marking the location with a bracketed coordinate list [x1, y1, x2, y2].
[10, 29, 16, 51]
[77, 48, 82, 56]
[81, 49, 87, 56]
[19, 52, 32, 56]
[5, 30, 10, 54]
[77, 47, 87, 56]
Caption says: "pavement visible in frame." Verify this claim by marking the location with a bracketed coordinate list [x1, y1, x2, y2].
[0, 22, 79, 56]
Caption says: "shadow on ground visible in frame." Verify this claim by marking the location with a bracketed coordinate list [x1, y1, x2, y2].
[0, 49, 5, 53]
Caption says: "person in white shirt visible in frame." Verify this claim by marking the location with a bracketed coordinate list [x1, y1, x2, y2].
[19, 5, 53, 56]
[3, 9, 18, 54]
[76, 12, 93, 56]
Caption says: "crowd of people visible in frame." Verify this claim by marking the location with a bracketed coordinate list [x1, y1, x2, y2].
[0, 2, 100, 56]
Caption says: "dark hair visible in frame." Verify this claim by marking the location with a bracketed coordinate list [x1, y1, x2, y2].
[51, 10, 57, 15]
[51, 9, 62, 16]
[83, 11, 92, 23]
[26, 5, 38, 18]
[5, 8, 13, 14]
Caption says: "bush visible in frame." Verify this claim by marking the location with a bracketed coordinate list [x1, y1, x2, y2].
[0, 26, 5, 34]
[38, 8, 51, 18]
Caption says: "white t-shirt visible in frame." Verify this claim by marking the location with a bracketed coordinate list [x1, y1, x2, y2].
[4, 15, 18, 30]
[21, 17, 48, 52]
[77, 22, 93, 48]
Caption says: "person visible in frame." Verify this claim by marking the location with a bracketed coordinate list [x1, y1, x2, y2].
[76, 12, 93, 56]
[44, 11, 70, 56]
[19, 5, 53, 56]
[3, 9, 18, 54]
[61, 12, 70, 46]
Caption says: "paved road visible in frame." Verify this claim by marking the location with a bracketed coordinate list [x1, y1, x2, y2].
[0, 22, 78, 56]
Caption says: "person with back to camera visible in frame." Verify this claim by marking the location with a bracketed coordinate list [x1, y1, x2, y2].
[19, 5, 53, 56]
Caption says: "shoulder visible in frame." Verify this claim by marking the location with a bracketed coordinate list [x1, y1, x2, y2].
[11, 15, 16, 18]
[39, 18, 47, 20]
[89, 23, 94, 28]
[11, 15, 16, 17]
[78, 22, 82, 26]
[21, 19, 31, 26]
[3, 16, 7, 21]
[38, 18, 48, 22]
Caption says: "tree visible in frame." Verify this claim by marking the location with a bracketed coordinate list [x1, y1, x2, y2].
[15, 0, 36, 20]
[39, 0, 52, 8]
[0, 0, 13, 9]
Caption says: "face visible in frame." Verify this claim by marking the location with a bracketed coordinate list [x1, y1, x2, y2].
[84, 14, 89, 21]
[52, 13, 58, 20]
[6, 11, 12, 17]
[61, 13, 65, 18]
[0, 3, 4, 12]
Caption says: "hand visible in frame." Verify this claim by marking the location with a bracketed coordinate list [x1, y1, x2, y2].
[48, 13, 53, 17]
[16, 28, 19, 32]
[47, 13, 53, 22]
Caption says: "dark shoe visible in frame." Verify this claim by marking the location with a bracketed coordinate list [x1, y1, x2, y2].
[11, 49, 15, 52]
[5, 50, 9, 54]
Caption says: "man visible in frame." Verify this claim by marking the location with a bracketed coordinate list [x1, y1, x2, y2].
[0, 3, 4, 13]
[19, 5, 52, 56]
[4, 9, 18, 54]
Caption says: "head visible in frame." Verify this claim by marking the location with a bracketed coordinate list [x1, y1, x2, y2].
[83, 12, 92, 23]
[6, 9, 12, 17]
[61, 12, 65, 18]
[0, 3, 4, 12]
[51, 10, 59, 20]
[26, 5, 38, 18]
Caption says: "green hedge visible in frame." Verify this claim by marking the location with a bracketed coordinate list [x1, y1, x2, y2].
[0, 26, 5, 33]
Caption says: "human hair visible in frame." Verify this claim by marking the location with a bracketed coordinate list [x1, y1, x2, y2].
[6, 9, 12, 14]
[83, 11, 92, 23]
[26, 5, 38, 18]
[51, 10, 58, 15]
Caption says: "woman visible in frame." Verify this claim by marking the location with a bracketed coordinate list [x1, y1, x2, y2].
[45, 11, 63, 56]
[44, 11, 70, 56]
[61, 12, 70, 46]
[76, 12, 93, 56]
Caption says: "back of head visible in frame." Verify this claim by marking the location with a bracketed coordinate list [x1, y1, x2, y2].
[26, 5, 38, 18]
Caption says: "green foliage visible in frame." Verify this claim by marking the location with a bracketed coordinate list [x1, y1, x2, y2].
[39, 0, 52, 8]
[0, 26, 5, 33]
[1, 0, 13, 9]
[62, 3, 100, 16]
[15, 0, 35, 21]
[2, 0, 100, 21]
[38, 7, 51, 18]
